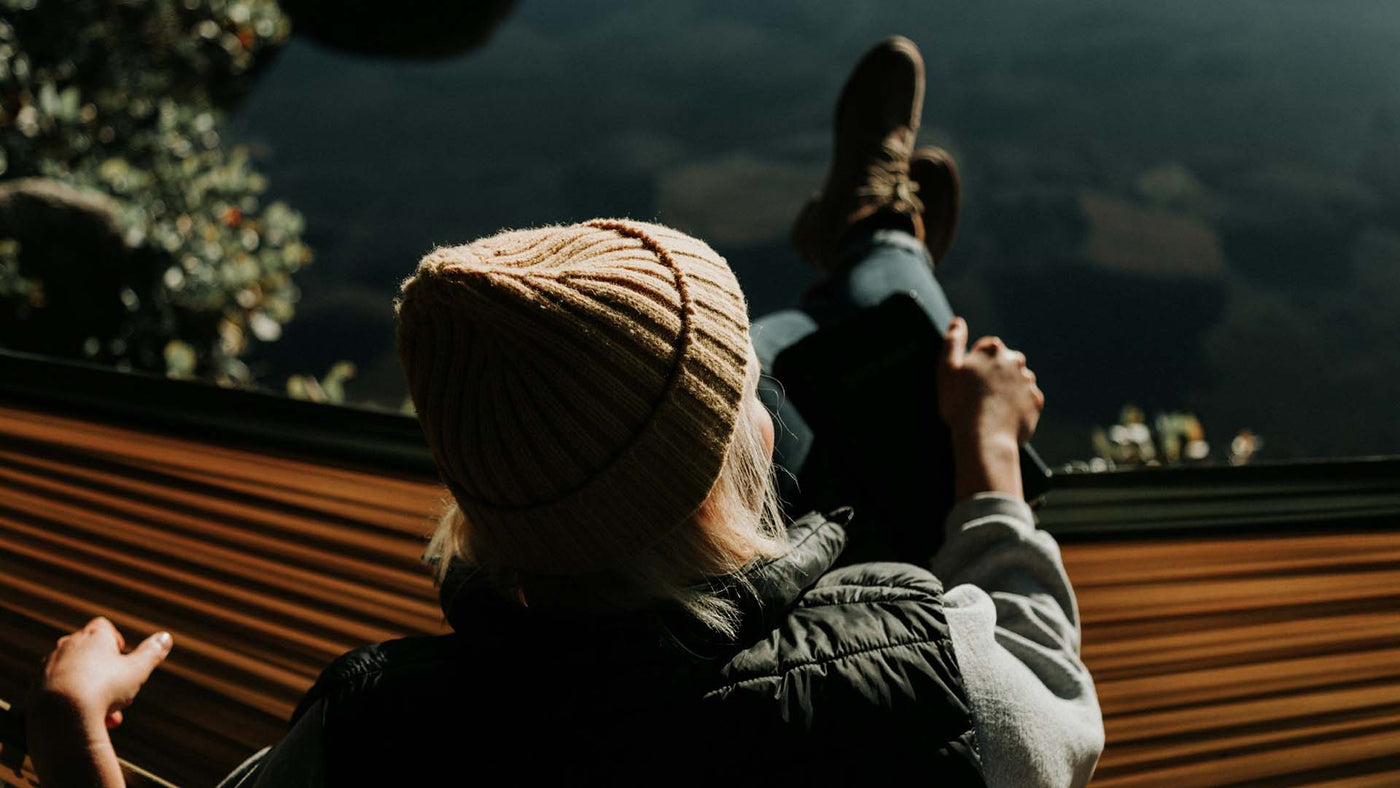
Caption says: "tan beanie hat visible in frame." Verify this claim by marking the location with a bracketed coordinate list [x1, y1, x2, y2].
[396, 218, 753, 576]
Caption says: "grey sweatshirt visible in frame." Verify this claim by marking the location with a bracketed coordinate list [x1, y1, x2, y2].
[228, 493, 1105, 788]
[934, 493, 1105, 788]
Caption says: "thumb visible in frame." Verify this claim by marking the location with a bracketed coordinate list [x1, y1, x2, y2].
[943, 317, 967, 369]
[123, 631, 173, 684]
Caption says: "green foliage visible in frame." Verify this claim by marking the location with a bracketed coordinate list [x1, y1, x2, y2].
[1068, 404, 1261, 472]
[286, 360, 356, 404]
[0, 0, 309, 383]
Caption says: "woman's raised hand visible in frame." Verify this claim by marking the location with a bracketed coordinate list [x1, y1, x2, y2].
[937, 316, 1044, 500]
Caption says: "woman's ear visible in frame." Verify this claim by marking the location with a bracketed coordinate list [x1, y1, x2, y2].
[752, 394, 776, 462]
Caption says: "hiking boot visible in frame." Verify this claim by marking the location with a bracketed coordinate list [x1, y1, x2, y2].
[791, 36, 926, 272]
[909, 146, 961, 263]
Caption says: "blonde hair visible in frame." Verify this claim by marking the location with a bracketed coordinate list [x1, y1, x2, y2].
[424, 392, 789, 640]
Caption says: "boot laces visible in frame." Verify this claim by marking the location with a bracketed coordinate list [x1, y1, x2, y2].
[854, 136, 924, 214]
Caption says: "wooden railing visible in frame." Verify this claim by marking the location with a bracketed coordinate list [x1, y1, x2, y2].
[1, 351, 1398, 786]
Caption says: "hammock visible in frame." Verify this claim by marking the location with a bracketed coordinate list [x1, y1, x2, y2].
[2, 350, 1398, 786]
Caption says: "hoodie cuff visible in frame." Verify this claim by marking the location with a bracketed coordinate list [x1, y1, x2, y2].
[943, 492, 1036, 537]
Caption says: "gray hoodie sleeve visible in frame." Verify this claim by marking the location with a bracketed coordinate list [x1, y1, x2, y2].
[930, 493, 1104, 788]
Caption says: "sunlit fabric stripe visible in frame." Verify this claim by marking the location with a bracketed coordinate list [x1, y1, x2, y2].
[3, 394, 1399, 786]
[1061, 531, 1400, 786]
[0, 405, 447, 787]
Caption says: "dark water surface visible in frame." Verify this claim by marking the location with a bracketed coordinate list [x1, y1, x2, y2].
[228, 0, 1400, 464]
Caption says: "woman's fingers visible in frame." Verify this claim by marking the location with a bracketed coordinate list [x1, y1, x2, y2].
[973, 335, 1004, 355]
[84, 616, 123, 652]
[943, 317, 968, 369]
[123, 631, 173, 687]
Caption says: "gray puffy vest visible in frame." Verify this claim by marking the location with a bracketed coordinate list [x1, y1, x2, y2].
[294, 509, 985, 785]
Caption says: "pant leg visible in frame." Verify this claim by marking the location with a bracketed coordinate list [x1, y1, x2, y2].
[749, 229, 956, 515]
[801, 228, 955, 331]
[749, 309, 818, 507]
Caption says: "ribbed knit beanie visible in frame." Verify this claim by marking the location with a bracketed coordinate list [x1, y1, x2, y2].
[396, 219, 753, 576]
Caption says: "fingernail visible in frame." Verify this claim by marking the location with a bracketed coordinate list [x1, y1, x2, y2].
[155, 631, 172, 649]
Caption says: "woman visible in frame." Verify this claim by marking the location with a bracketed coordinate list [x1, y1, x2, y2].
[28, 38, 1103, 787]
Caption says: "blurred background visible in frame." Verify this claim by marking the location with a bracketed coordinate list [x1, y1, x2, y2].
[3, 0, 1399, 468]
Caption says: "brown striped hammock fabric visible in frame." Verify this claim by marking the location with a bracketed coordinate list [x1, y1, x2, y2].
[1, 353, 1398, 786]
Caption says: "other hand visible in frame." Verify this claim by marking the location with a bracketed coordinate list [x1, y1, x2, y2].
[30, 617, 172, 730]
[27, 618, 173, 788]
[938, 317, 1044, 500]
[938, 316, 1044, 445]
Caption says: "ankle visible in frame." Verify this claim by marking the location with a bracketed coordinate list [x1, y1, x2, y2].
[836, 210, 921, 251]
